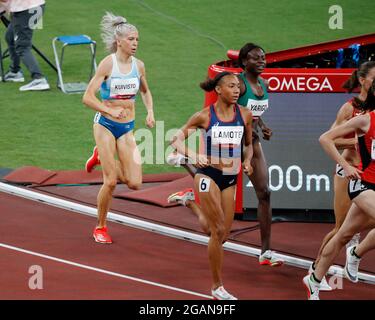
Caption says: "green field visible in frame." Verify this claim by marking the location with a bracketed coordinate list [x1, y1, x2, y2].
[0, 0, 374, 173]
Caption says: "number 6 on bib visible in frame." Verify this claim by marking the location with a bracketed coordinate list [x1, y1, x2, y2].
[199, 178, 211, 192]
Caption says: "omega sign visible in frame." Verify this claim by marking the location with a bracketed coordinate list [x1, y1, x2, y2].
[267, 76, 333, 92]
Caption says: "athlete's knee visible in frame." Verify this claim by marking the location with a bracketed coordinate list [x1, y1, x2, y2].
[255, 186, 271, 202]
[210, 222, 225, 242]
[127, 180, 142, 190]
[103, 177, 117, 190]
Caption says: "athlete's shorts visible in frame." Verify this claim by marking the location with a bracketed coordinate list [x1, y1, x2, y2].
[94, 112, 134, 140]
[196, 166, 237, 191]
[348, 179, 375, 200]
[335, 164, 345, 178]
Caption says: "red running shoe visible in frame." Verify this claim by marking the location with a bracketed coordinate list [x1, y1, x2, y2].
[93, 226, 113, 244]
[85, 146, 100, 173]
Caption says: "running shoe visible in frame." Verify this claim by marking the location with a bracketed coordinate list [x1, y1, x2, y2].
[166, 151, 187, 167]
[308, 263, 332, 291]
[167, 188, 195, 206]
[85, 146, 100, 173]
[3, 70, 25, 82]
[19, 77, 50, 91]
[346, 233, 360, 250]
[211, 286, 238, 300]
[302, 274, 320, 300]
[344, 245, 360, 283]
[93, 226, 113, 244]
[258, 250, 284, 267]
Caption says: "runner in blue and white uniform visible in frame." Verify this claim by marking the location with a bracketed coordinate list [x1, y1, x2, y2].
[82, 12, 155, 244]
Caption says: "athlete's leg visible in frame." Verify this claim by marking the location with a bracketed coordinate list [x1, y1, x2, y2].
[314, 192, 374, 281]
[220, 185, 236, 242]
[247, 140, 271, 253]
[315, 175, 351, 265]
[93, 124, 118, 228]
[355, 227, 375, 257]
[116, 131, 142, 190]
[194, 174, 226, 290]
[186, 199, 210, 235]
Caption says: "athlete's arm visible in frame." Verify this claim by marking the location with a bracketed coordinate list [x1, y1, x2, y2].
[82, 56, 124, 119]
[170, 110, 209, 167]
[241, 108, 254, 175]
[319, 114, 370, 179]
[138, 60, 155, 128]
[257, 77, 272, 140]
[331, 102, 357, 150]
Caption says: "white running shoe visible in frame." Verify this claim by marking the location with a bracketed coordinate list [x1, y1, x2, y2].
[344, 245, 361, 283]
[19, 77, 50, 91]
[211, 286, 238, 300]
[166, 151, 187, 167]
[308, 263, 332, 291]
[346, 233, 360, 250]
[4, 70, 25, 82]
[302, 275, 320, 300]
[167, 188, 195, 206]
[258, 250, 284, 266]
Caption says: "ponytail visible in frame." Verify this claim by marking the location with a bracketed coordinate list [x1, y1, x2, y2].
[342, 61, 375, 93]
[200, 72, 233, 92]
[100, 12, 138, 53]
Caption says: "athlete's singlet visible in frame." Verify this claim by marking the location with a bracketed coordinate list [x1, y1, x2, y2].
[358, 111, 375, 184]
[237, 72, 268, 118]
[100, 54, 140, 100]
[203, 104, 245, 160]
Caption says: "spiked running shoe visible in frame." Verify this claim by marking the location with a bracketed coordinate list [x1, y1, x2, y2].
[211, 286, 238, 300]
[302, 274, 320, 300]
[308, 263, 332, 291]
[258, 250, 284, 267]
[86, 146, 100, 172]
[344, 245, 361, 283]
[93, 226, 113, 244]
[167, 188, 195, 206]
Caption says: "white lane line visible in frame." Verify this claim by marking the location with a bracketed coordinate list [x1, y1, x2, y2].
[0, 182, 374, 285]
[0, 242, 212, 299]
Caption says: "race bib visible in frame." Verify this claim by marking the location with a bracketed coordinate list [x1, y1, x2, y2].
[211, 126, 244, 145]
[110, 77, 139, 98]
[199, 178, 211, 192]
[349, 179, 362, 193]
[246, 99, 269, 117]
[335, 164, 345, 178]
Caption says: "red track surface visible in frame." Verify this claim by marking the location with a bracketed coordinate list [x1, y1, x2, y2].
[1, 191, 374, 300]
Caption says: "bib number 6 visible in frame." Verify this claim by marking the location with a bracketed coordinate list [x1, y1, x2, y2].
[199, 178, 211, 192]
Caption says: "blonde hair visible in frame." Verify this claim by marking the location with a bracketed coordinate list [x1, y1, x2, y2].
[100, 12, 138, 53]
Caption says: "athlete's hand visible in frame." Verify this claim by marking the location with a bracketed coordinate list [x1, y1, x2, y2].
[108, 108, 126, 119]
[146, 110, 155, 128]
[194, 154, 209, 168]
[343, 164, 363, 180]
[262, 126, 272, 140]
[242, 160, 253, 176]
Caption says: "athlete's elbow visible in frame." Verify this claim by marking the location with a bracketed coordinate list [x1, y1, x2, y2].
[319, 133, 329, 146]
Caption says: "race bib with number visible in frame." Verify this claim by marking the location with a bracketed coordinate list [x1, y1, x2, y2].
[349, 179, 363, 193]
[335, 164, 345, 178]
[199, 178, 211, 192]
